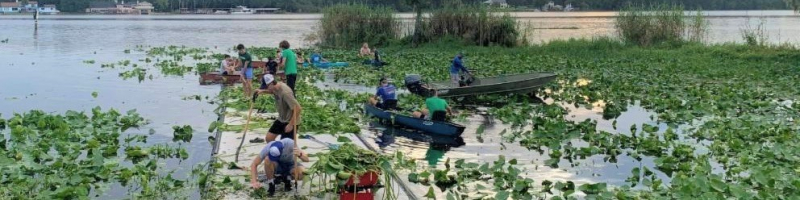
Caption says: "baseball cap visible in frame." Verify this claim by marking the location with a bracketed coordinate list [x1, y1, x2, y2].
[263, 74, 275, 85]
[267, 141, 284, 162]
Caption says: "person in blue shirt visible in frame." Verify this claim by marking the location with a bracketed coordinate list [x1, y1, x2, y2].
[369, 77, 398, 110]
[310, 50, 328, 64]
[450, 51, 471, 87]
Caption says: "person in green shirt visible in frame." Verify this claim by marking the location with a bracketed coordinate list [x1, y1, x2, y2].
[278, 40, 298, 95]
[413, 89, 453, 121]
[237, 44, 254, 98]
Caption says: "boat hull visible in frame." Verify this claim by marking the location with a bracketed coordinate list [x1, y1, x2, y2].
[363, 103, 465, 137]
[303, 62, 349, 69]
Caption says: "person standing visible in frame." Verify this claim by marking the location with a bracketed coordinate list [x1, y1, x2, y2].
[237, 44, 254, 97]
[278, 41, 298, 94]
[450, 51, 471, 87]
[253, 74, 302, 143]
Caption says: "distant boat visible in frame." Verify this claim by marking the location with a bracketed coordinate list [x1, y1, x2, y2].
[230, 6, 253, 15]
[214, 10, 228, 14]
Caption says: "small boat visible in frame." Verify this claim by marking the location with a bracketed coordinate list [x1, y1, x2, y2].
[303, 62, 349, 69]
[230, 6, 253, 14]
[363, 103, 465, 137]
[405, 72, 557, 98]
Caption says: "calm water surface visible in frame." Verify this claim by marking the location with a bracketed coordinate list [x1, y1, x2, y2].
[0, 11, 797, 198]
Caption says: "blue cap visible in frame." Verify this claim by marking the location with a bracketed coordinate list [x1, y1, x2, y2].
[267, 141, 284, 162]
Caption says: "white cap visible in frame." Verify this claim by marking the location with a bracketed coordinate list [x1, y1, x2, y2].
[269, 146, 281, 158]
[262, 74, 275, 85]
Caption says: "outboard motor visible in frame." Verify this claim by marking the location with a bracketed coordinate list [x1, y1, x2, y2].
[404, 74, 430, 97]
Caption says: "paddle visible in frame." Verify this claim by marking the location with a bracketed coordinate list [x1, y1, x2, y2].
[291, 113, 300, 197]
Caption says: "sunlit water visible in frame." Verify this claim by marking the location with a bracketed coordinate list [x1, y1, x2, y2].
[0, 11, 797, 198]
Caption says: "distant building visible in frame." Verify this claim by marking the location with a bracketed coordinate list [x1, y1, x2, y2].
[38, 4, 60, 14]
[0, 2, 21, 13]
[132, 1, 153, 14]
[87, 1, 153, 14]
[483, 0, 509, 8]
[22, 1, 37, 12]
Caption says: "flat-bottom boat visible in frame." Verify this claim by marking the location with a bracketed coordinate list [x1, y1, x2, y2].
[405, 72, 557, 98]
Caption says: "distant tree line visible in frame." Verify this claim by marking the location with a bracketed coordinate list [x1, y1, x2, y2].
[29, 0, 792, 13]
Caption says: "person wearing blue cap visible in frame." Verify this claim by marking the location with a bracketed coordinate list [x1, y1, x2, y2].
[249, 138, 309, 196]
[450, 51, 471, 87]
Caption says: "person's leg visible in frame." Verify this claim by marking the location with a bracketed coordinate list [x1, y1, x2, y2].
[264, 160, 276, 195]
[369, 96, 378, 106]
[243, 68, 253, 97]
[280, 125, 297, 141]
[451, 73, 460, 87]
[266, 121, 287, 142]
[412, 111, 423, 118]
[286, 74, 297, 94]
[264, 160, 276, 181]
[292, 165, 305, 181]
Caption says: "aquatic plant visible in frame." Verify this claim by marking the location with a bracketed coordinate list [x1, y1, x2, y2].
[317, 4, 399, 48]
[616, 4, 707, 46]
[422, 5, 521, 47]
[0, 108, 194, 199]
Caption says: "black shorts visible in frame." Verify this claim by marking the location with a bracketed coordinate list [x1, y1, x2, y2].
[376, 99, 398, 110]
[269, 120, 297, 140]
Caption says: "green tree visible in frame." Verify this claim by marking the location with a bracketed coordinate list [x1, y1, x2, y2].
[788, 0, 800, 11]
[404, 0, 430, 47]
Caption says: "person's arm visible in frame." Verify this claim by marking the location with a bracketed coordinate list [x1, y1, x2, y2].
[250, 156, 262, 188]
[279, 56, 286, 69]
[295, 148, 310, 162]
[455, 59, 469, 74]
[284, 96, 302, 132]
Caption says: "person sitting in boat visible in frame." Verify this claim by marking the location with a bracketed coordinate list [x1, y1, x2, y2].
[413, 89, 453, 121]
[266, 56, 278, 76]
[369, 77, 398, 110]
[249, 138, 310, 196]
[363, 47, 388, 67]
[220, 55, 236, 75]
[359, 43, 372, 57]
[310, 50, 328, 64]
[450, 51, 472, 87]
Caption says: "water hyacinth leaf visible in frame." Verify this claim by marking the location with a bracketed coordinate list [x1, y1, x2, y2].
[446, 192, 456, 200]
[92, 91, 98, 98]
[494, 190, 510, 200]
[425, 186, 436, 199]
[336, 136, 351, 143]
[172, 125, 193, 142]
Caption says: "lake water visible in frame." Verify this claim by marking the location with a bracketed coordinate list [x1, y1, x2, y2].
[1, 11, 798, 198]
